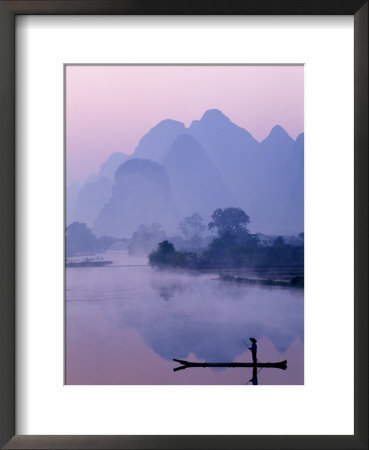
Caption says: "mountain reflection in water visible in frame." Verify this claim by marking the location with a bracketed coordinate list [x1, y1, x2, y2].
[66, 251, 303, 385]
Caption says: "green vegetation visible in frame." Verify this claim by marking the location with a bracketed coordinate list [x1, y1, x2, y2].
[148, 240, 199, 269]
[208, 207, 250, 236]
[149, 208, 303, 270]
[66, 222, 115, 257]
[128, 223, 166, 256]
[179, 213, 206, 239]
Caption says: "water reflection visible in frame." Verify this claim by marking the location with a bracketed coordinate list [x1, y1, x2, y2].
[101, 274, 303, 362]
[172, 341, 288, 385]
[249, 366, 259, 385]
[66, 251, 303, 385]
[154, 281, 188, 302]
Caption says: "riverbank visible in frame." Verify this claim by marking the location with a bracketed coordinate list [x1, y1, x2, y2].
[218, 273, 304, 288]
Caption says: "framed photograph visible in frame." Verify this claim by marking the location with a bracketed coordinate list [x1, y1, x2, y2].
[0, 1, 367, 449]
[65, 63, 304, 387]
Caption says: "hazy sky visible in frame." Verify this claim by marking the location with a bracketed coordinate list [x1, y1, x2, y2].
[66, 65, 304, 184]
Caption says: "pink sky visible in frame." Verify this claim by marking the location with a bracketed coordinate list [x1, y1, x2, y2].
[66, 65, 304, 184]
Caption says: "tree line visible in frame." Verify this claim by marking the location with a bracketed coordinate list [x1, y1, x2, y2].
[149, 207, 304, 270]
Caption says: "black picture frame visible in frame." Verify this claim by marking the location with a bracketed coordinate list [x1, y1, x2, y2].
[0, 1, 367, 449]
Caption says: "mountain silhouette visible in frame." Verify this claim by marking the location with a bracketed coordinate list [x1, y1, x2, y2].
[73, 176, 112, 228]
[188, 109, 260, 222]
[134, 119, 186, 162]
[163, 134, 234, 219]
[66, 182, 81, 225]
[93, 159, 178, 238]
[189, 109, 259, 170]
[70, 109, 304, 235]
[98, 152, 130, 179]
[67, 152, 130, 226]
[249, 125, 300, 233]
[278, 133, 304, 233]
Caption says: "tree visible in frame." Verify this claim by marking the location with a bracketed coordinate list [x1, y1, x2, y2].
[158, 240, 175, 254]
[273, 236, 285, 247]
[208, 207, 250, 237]
[128, 223, 166, 256]
[148, 240, 175, 267]
[179, 213, 206, 239]
[148, 240, 199, 269]
[66, 222, 98, 256]
[66, 221, 114, 256]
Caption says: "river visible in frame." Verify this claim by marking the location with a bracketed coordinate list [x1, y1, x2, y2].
[66, 250, 304, 385]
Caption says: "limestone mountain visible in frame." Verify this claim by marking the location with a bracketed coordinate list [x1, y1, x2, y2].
[93, 159, 178, 238]
[163, 134, 234, 220]
[133, 119, 186, 162]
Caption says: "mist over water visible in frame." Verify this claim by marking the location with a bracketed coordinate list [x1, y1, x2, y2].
[66, 70, 304, 386]
[66, 250, 303, 385]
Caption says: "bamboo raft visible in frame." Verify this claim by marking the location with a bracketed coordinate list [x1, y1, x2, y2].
[173, 358, 287, 372]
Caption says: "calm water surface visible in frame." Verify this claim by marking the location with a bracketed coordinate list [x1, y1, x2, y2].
[66, 251, 304, 385]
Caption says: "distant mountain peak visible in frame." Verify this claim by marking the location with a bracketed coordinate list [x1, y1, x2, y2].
[200, 108, 230, 123]
[107, 151, 128, 158]
[262, 125, 294, 145]
[98, 152, 130, 180]
[164, 134, 207, 165]
[295, 132, 304, 144]
[133, 119, 186, 162]
[163, 131, 234, 219]
[150, 118, 185, 132]
[189, 109, 234, 132]
[271, 124, 289, 135]
[136, 119, 186, 147]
